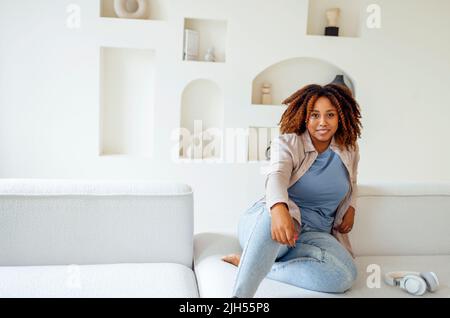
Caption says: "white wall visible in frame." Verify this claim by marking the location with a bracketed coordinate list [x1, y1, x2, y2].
[1, 0, 450, 234]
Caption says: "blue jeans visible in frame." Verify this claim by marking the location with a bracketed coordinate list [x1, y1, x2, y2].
[232, 201, 357, 298]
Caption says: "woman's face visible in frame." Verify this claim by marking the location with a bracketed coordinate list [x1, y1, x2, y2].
[306, 96, 339, 143]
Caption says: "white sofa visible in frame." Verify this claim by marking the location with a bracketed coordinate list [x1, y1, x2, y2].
[0, 179, 199, 298]
[1, 180, 449, 298]
[194, 182, 450, 297]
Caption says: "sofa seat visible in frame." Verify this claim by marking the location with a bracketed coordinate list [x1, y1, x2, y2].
[0, 263, 199, 298]
[194, 232, 450, 298]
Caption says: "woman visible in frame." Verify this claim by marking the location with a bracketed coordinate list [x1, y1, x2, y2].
[222, 83, 363, 297]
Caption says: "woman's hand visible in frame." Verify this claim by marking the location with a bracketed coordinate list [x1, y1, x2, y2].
[270, 203, 298, 247]
[338, 206, 355, 234]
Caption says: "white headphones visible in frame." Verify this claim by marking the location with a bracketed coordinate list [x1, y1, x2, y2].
[384, 271, 439, 296]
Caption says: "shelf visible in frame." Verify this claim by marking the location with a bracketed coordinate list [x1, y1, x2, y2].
[247, 127, 280, 162]
[306, 0, 361, 38]
[100, 0, 168, 20]
[99, 47, 156, 157]
[182, 60, 225, 65]
[179, 79, 224, 160]
[183, 18, 227, 63]
[252, 104, 285, 108]
[252, 57, 355, 105]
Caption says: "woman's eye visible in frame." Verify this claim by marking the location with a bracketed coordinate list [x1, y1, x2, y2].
[328, 113, 335, 117]
[311, 114, 319, 118]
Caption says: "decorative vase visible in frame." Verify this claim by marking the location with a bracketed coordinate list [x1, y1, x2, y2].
[265, 141, 272, 161]
[261, 83, 272, 105]
[204, 47, 216, 62]
[114, 0, 148, 19]
[329, 74, 353, 95]
[325, 8, 340, 36]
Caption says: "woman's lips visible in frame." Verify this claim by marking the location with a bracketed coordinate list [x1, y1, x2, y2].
[317, 129, 330, 135]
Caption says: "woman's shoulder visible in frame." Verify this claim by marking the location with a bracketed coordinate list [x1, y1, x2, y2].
[337, 140, 359, 165]
[347, 140, 359, 155]
[352, 140, 360, 160]
[274, 133, 303, 149]
[276, 132, 303, 144]
[273, 132, 306, 158]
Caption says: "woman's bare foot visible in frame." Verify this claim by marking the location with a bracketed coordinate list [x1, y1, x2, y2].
[221, 253, 241, 267]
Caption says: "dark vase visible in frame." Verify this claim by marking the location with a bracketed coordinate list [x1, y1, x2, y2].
[329, 75, 353, 95]
[325, 26, 339, 36]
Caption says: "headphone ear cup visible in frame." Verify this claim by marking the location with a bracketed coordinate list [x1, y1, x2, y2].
[420, 272, 439, 292]
[400, 275, 427, 296]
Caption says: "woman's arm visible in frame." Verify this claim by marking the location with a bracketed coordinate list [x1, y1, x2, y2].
[339, 206, 355, 234]
[339, 142, 360, 233]
[349, 141, 360, 211]
[265, 135, 294, 214]
[265, 135, 298, 246]
[270, 203, 297, 247]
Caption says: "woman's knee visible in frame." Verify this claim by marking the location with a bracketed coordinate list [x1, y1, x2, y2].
[238, 206, 274, 248]
[326, 253, 358, 293]
[337, 268, 357, 293]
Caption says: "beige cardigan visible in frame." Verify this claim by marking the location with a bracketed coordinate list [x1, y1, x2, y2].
[258, 130, 360, 258]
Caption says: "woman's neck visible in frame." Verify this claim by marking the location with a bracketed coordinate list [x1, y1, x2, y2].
[311, 138, 331, 154]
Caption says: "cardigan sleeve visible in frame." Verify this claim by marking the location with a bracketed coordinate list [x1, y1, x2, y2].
[264, 135, 294, 214]
[350, 142, 360, 209]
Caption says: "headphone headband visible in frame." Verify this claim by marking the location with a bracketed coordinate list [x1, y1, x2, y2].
[384, 271, 420, 286]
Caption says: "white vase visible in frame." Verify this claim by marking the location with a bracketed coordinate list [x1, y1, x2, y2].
[326, 8, 340, 27]
[204, 47, 216, 62]
[261, 83, 272, 105]
[114, 0, 148, 19]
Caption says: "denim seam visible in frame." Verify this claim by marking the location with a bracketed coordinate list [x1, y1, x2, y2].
[299, 240, 327, 262]
[299, 236, 332, 254]
[270, 244, 326, 272]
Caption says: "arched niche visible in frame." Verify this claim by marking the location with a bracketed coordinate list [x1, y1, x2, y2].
[180, 79, 223, 159]
[252, 57, 355, 106]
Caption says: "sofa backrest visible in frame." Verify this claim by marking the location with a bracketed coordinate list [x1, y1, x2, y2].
[351, 182, 450, 256]
[0, 179, 194, 268]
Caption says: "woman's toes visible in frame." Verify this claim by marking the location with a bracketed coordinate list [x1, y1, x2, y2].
[221, 254, 241, 266]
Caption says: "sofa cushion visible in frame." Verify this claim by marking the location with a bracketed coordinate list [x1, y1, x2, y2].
[194, 232, 450, 298]
[352, 183, 450, 256]
[0, 263, 199, 298]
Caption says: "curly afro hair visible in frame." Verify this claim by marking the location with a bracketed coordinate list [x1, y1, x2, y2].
[279, 83, 362, 151]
